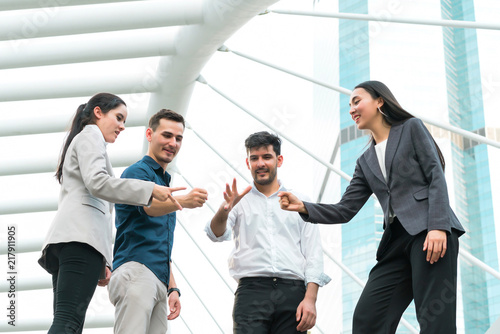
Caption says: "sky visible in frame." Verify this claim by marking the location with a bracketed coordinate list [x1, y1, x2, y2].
[1, 0, 500, 333]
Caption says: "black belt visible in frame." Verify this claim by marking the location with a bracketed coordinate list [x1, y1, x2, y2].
[239, 276, 304, 286]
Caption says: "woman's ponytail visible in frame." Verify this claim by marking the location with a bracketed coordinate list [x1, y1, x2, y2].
[55, 93, 125, 183]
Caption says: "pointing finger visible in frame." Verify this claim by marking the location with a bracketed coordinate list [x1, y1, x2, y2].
[169, 195, 183, 211]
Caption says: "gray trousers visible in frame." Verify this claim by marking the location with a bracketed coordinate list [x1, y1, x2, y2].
[108, 261, 169, 334]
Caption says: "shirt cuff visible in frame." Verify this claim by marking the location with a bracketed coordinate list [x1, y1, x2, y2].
[305, 272, 331, 287]
[204, 221, 231, 242]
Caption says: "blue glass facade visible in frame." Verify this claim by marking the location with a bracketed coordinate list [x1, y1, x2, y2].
[441, 0, 500, 332]
[338, 1, 381, 332]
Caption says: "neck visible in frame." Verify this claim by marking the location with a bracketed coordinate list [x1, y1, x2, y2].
[370, 119, 391, 144]
[254, 179, 280, 197]
[147, 151, 168, 171]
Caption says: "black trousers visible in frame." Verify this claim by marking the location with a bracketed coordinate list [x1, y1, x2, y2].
[353, 219, 459, 334]
[233, 277, 306, 334]
[46, 242, 103, 334]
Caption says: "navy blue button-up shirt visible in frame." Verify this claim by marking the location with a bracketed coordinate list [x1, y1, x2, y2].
[112, 155, 176, 285]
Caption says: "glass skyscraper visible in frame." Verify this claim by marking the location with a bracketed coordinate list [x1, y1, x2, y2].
[338, 1, 377, 332]
[337, 1, 419, 332]
[441, 0, 500, 332]
[322, 0, 500, 332]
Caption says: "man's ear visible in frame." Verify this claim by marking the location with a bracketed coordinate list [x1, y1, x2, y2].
[145, 128, 153, 142]
[246, 157, 250, 170]
[277, 155, 283, 167]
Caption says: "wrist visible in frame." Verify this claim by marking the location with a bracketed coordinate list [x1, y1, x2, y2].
[218, 203, 231, 216]
[168, 287, 181, 298]
[304, 291, 317, 302]
[175, 195, 186, 208]
[304, 282, 318, 302]
[152, 185, 160, 198]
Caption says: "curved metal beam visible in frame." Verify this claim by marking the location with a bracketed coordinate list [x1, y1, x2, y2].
[0, 149, 142, 177]
[0, 109, 147, 137]
[0, 315, 112, 332]
[0, 0, 140, 12]
[142, 0, 281, 148]
[0, 28, 177, 69]
[0, 0, 203, 41]
[271, 9, 500, 30]
[0, 71, 150, 102]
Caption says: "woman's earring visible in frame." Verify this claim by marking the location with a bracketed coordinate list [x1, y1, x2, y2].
[378, 106, 387, 117]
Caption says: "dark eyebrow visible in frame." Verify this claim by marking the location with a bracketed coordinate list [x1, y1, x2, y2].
[162, 131, 183, 139]
[249, 153, 272, 158]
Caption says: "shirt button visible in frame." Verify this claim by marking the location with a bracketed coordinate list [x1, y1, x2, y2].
[273, 278, 277, 282]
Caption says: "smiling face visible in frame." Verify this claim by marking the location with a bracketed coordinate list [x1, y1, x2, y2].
[246, 145, 283, 186]
[94, 104, 127, 143]
[146, 118, 184, 169]
[349, 87, 384, 131]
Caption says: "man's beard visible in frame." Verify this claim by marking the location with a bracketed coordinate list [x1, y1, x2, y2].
[253, 168, 276, 185]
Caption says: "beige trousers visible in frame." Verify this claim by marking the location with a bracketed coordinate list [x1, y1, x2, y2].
[108, 261, 168, 334]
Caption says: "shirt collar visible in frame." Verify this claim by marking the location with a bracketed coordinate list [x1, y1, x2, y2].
[85, 124, 107, 146]
[251, 179, 286, 197]
[142, 155, 171, 183]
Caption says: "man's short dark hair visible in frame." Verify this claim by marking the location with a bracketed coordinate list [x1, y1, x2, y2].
[149, 109, 185, 131]
[245, 131, 281, 156]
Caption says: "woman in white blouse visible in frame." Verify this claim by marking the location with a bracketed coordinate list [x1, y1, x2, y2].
[280, 81, 464, 333]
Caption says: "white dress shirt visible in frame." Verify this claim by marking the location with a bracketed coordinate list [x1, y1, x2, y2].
[375, 139, 388, 182]
[375, 139, 395, 223]
[205, 181, 330, 286]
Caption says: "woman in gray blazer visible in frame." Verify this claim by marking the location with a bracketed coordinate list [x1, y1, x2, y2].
[279, 81, 465, 334]
[38, 93, 184, 334]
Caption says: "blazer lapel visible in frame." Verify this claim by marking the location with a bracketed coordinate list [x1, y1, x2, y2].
[364, 143, 386, 185]
[385, 121, 404, 180]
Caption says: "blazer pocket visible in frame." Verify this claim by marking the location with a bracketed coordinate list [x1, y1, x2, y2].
[82, 195, 107, 214]
[413, 187, 429, 201]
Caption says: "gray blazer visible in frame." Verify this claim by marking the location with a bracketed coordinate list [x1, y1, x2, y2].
[302, 118, 465, 237]
[39, 125, 155, 275]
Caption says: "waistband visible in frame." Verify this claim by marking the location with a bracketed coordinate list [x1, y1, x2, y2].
[239, 276, 305, 286]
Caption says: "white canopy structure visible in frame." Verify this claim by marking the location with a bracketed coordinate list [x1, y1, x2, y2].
[1, 0, 499, 333]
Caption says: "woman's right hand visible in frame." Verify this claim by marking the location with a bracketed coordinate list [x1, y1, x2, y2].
[152, 185, 186, 211]
[278, 191, 308, 214]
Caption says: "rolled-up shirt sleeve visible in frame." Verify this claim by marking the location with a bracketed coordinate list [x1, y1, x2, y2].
[300, 212, 331, 287]
[204, 221, 232, 242]
[204, 209, 236, 242]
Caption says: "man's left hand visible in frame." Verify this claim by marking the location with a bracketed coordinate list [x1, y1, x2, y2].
[167, 292, 181, 320]
[296, 296, 316, 331]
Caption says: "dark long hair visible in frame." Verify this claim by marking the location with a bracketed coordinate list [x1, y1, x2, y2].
[55, 93, 126, 183]
[355, 81, 445, 171]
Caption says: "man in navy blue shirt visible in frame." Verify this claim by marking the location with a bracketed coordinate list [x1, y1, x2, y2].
[108, 109, 208, 334]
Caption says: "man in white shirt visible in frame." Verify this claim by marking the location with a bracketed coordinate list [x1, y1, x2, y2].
[205, 131, 330, 333]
